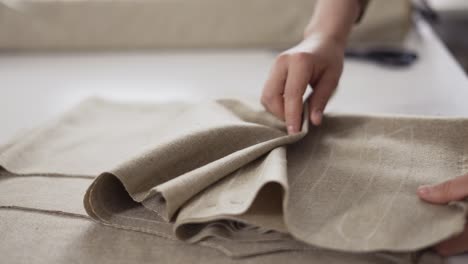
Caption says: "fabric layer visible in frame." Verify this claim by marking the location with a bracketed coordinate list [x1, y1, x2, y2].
[1, 210, 440, 264]
[1, 98, 467, 261]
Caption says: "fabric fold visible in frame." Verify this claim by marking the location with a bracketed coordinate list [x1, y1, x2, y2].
[88, 99, 308, 222]
[1, 97, 467, 260]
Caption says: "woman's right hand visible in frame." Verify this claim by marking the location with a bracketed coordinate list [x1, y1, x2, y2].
[261, 33, 345, 134]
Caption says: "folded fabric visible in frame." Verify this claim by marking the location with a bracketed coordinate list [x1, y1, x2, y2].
[1, 98, 467, 262]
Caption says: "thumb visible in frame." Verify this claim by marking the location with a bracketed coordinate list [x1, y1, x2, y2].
[417, 174, 468, 204]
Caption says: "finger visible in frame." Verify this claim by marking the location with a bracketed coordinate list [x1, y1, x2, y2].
[434, 224, 468, 257]
[261, 56, 288, 120]
[308, 70, 340, 126]
[283, 55, 312, 134]
[417, 174, 468, 204]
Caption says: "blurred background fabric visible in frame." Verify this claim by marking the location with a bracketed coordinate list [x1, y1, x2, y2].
[0, 0, 410, 50]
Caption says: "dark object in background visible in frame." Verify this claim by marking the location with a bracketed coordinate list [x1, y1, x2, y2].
[345, 48, 418, 67]
[415, 0, 468, 74]
[413, 0, 440, 24]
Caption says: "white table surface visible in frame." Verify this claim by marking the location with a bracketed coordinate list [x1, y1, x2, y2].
[0, 20, 467, 263]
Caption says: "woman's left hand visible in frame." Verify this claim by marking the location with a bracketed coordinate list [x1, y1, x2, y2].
[417, 174, 468, 256]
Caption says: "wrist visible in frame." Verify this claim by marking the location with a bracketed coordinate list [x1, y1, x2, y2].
[302, 29, 347, 50]
[303, 28, 348, 49]
[303, 0, 362, 49]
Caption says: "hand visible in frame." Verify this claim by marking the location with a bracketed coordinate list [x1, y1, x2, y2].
[261, 34, 345, 134]
[417, 174, 468, 256]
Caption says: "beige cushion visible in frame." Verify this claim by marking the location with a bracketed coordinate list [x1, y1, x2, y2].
[0, 0, 410, 50]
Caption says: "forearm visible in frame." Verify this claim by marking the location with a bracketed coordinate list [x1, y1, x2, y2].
[304, 0, 363, 46]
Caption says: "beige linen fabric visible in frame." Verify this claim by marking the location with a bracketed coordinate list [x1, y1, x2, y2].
[0, 210, 440, 264]
[0, 0, 409, 50]
[1, 98, 467, 263]
[0, 168, 441, 264]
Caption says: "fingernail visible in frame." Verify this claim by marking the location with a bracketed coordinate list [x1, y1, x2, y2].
[311, 110, 323, 126]
[287, 125, 297, 134]
[417, 185, 432, 196]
